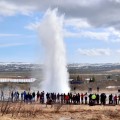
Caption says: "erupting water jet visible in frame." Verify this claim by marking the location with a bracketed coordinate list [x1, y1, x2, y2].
[38, 9, 70, 93]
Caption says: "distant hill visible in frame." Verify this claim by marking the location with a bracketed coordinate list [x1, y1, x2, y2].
[0, 62, 120, 74]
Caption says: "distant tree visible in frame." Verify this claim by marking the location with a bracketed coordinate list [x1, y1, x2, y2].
[77, 75, 80, 81]
[107, 75, 111, 80]
[89, 78, 92, 83]
[92, 76, 95, 82]
[89, 76, 95, 82]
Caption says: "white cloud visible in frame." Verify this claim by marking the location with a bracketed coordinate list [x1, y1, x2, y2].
[116, 49, 120, 54]
[22, 0, 120, 43]
[1, 0, 120, 30]
[0, 43, 26, 48]
[0, 1, 35, 16]
[78, 48, 111, 56]
[0, 33, 21, 37]
[64, 18, 91, 30]
[64, 30, 110, 41]
[19, 1, 120, 30]
[81, 31, 109, 41]
[26, 18, 120, 43]
[64, 25, 120, 42]
[111, 39, 120, 43]
[106, 28, 120, 42]
[110, 0, 120, 3]
[25, 22, 40, 30]
[25, 18, 90, 30]
[26, 21, 110, 42]
[0, 33, 35, 38]
[25, 16, 110, 42]
[107, 27, 120, 37]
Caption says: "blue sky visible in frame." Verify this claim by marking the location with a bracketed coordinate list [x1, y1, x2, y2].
[1, 0, 120, 63]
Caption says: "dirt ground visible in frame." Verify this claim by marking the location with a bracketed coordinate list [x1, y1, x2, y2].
[0, 103, 120, 120]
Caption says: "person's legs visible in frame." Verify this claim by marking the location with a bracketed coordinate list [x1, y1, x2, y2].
[85, 98, 87, 104]
[118, 100, 119, 104]
[81, 98, 83, 104]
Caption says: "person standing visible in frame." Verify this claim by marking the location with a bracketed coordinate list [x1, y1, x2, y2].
[84, 93, 88, 104]
[69, 93, 73, 104]
[37, 91, 40, 101]
[100, 93, 106, 105]
[118, 94, 120, 104]
[57, 93, 60, 102]
[23, 91, 26, 102]
[1, 90, 4, 101]
[54, 93, 56, 103]
[17, 91, 19, 101]
[32, 92, 35, 102]
[21, 92, 24, 101]
[109, 94, 113, 104]
[114, 95, 117, 105]
[64, 93, 66, 103]
[89, 94, 92, 105]
[81, 93, 84, 104]
[65, 94, 69, 104]
[96, 94, 99, 104]
[91, 94, 96, 105]
[11, 91, 14, 102]
[77, 93, 80, 104]
[97, 87, 100, 92]
[61, 94, 64, 104]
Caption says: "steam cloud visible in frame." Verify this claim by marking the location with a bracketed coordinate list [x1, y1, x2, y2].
[38, 9, 70, 93]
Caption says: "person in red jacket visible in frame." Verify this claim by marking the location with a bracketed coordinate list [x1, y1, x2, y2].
[65, 95, 69, 104]
[114, 95, 117, 105]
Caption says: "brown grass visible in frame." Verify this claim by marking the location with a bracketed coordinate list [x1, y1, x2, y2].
[0, 102, 120, 120]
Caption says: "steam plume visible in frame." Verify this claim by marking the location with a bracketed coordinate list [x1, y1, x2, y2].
[38, 9, 70, 93]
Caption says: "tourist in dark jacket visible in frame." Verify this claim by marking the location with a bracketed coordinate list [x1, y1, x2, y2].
[109, 94, 113, 104]
[96, 94, 99, 104]
[100, 93, 106, 105]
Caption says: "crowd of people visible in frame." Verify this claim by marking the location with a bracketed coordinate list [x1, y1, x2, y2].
[45, 92, 120, 105]
[1, 90, 120, 106]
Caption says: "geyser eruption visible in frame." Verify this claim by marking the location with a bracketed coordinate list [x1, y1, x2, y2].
[38, 9, 70, 93]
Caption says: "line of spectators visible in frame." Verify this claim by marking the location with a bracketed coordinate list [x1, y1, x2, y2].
[1, 90, 120, 105]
